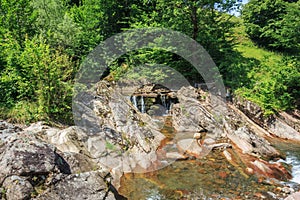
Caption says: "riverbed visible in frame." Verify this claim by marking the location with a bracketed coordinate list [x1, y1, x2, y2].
[119, 119, 300, 199]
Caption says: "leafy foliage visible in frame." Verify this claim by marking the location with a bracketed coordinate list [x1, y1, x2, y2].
[242, 0, 300, 53]
[0, 0, 298, 123]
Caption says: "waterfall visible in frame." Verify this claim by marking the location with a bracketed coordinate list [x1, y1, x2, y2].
[141, 96, 145, 113]
[160, 95, 167, 109]
[160, 94, 169, 114]
[132, 96, 138, 109]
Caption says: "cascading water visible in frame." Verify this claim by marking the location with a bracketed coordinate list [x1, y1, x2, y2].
[132, 96, 138, 109]
[141, 96, 145, 113]
[160, 95, 167, 108]
[269, 139, 300, 184]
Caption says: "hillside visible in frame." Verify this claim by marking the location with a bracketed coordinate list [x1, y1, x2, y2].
[230, 17, 299, 116]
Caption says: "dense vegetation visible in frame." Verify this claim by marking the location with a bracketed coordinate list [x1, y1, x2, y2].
[0, 0, 299, 124]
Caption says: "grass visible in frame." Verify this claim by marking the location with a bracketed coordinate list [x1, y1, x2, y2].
[229, 16, 297, 116]
[232, 17, 283, 65]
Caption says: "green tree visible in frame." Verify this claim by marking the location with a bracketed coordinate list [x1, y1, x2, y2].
[0, 0, 36, 43]
[242, 0, 300, 53]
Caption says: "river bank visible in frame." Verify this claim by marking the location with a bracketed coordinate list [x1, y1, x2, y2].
[0, 81, 300, 199]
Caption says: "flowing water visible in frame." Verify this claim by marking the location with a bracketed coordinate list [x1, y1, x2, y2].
[119, 118, 300, 199]
[269, 138, 300, 185]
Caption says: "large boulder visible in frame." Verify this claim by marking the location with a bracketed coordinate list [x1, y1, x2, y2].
[0, 133, 58, 184]
[227, 127, 281, 160]
[34, 171, 125, 200]
[171, 86, 224, 138]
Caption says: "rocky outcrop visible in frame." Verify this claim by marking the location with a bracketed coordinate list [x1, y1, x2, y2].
[227, 127, 280, 160]
[0, 121, 121, 200]
[34, 171, 126, 200]
[171, 86, 223, 138]
[233, 95, 300, 141]
[1, 83, 299, 199]
[171, 87, 292, 183]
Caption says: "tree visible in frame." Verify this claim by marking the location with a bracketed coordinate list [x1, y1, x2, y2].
[242, 0, 300, 53]
[0, 0, 36, 43]
[121, 0, 242, 83]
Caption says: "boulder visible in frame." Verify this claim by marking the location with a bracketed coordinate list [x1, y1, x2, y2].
[285, 192, 300, 200]
[227, 127, 280, 159]
[34, 171, 125, 200]
[2, 175, 34, 200]
[0, 134, 58, 184]
[171, 86, 223, 138]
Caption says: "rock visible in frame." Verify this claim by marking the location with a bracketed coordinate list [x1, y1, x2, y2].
[34, 171, 125, 200]
[193, 132, 202, 140]
[2, 175, 34, 200]
[203, 138, 216, 145]
[233, 95, 300, 141]
[233, 95, 264, 126]
[0, 134, 58, 184]
[209, 143, 231, 150]
[266, 191, 277, 199]
[24, 122, 59, 137]
[227, 127, 280, 159]
[60, 152, 99, 174]
[250, 159, 292, 181]
[177, 139, 212, 158]
[44, 126, 92, 156]
[246, 167, 254, 174]
[279, 111, 300, 133]
[251, 160, 271, 173]
[0, 120, 22, 133]
[171, 86, 223, 138]
[285, 192, 300, 200]
[267, 117, 300, 141]
[165, 152, 188, 160]
[223, 150, 232, 161]
[281, 186, 294, 194]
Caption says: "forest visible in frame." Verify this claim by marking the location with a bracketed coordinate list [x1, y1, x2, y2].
[0, 0, 299, 124]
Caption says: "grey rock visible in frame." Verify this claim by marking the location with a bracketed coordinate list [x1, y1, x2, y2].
[34, 171, 124, 200]
[171, 87, 223, 138]
[268, 117, 300, 141]
[2, 175, 33, 200]
[285, 192, 300, 200]
[0, 135, 57, 184]
[227, 127, 280, 159]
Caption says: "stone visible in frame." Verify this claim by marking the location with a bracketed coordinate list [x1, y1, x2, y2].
[2, 175, 34, 200]
[0, 135, 58, 184]
[209, 143, 231, 150]
[223, 150, 232, 161]
[227, 127, 280, 159]
[34, 171, 125, 200]
[268, 117, 300, 141]
[171, 87, 224, 138]
[285, 192, 300, 200]
[165, 152, 188, 160]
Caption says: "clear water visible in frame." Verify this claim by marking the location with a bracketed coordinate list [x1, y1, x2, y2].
[270, 139, 300, 184]
[119, 118, 300, 199]
[119, 151, 282, 199]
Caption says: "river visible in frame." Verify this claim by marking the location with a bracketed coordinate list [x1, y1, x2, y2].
[118, 119, 300, 199]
